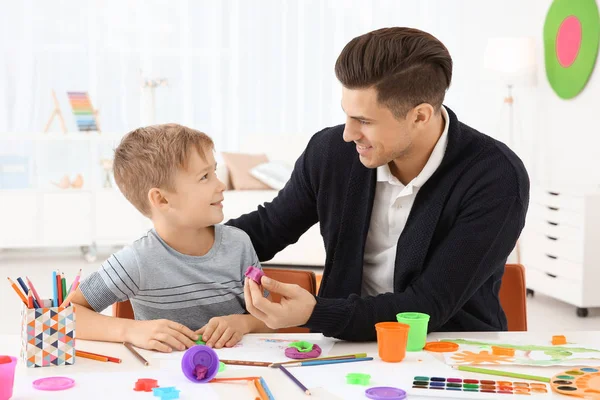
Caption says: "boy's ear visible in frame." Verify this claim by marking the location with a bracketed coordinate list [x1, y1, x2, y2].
[148, 187, 169, 211]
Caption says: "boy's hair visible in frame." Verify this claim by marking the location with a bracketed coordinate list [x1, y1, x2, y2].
[335, 27, 452, 118]
[113, 123, 214, 217]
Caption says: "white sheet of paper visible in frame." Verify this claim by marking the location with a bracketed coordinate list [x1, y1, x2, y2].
[152, 333, 336, 363]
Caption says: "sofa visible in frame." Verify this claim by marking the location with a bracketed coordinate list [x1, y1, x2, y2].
[216, 134, 326, 267]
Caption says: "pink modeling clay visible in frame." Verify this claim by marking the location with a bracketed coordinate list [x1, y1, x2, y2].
[244, 266, 265, 284]
[285, 344, 322, 359]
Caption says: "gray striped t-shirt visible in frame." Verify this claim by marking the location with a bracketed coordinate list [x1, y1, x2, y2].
[79, 224, 263, 331]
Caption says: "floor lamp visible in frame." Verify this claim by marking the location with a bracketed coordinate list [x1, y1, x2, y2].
[484, 37, 537, 264]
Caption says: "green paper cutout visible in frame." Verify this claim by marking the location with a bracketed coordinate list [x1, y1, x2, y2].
[544, 0, 600, 99]
[442, 338, 600, 353]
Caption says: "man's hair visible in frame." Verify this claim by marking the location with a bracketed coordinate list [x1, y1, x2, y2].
[113, 123, 214, 217]
[335, 27, 452, 118]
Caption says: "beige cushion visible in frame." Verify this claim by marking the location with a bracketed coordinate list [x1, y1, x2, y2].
[221, 152, 271, 190]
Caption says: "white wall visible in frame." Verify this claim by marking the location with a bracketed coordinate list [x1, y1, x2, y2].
[1, 0, 597, 187]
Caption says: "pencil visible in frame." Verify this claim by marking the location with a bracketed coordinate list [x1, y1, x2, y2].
[210, 377, 261, 382]
[68, 269, 82, 296]
[7, 277, 28, 305]
[27, 290, 34, 308]
[286, 357, 373, 368]
[259, 377, 275, 400]
[254, 378, 269, 400]
[453, 365, 551, 383]
[270, 353, 368, 367]
[26, 277, 43, 305]
[52, 271, 58, 307]
[279, 365, 311, 395]
[76, 351, 108, 362]
[56, 272, 63, 306]
[221, 359, 271, 367]
[123, 342, 149, 366]
[61, 275, 67, 303]
[76, 350, 121, 363]
[248, 380, 261, 400]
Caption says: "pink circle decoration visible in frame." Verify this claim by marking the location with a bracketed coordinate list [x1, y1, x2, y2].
[285, 344, 322, 359]
[556, 15, 582, 67]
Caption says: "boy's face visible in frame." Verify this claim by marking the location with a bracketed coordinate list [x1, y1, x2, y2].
[341, 86, 416, 169]
[165, 149, 226, 229]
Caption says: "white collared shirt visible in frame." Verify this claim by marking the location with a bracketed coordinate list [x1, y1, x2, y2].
[361, 106, 450, 297]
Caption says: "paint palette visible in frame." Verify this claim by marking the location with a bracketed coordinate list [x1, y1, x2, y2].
[412, 376, 549, 396]
[550, 367, 600, 398]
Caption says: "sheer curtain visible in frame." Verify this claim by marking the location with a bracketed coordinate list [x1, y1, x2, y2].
[0, 0, 540, 166]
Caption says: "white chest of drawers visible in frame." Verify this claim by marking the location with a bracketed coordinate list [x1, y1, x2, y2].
[521, 186, 600, 317]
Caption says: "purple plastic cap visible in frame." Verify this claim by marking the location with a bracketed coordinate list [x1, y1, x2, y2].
[181, 345, 220, 383]
[365, 386, 407, 400]
[244, 266, 265, 284]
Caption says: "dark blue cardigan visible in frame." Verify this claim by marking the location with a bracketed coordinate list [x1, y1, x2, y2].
[228, 107, 529, 341]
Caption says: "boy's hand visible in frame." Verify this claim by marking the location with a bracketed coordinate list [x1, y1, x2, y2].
[197, 315, 252, 349]
[125, 319, 199, 353]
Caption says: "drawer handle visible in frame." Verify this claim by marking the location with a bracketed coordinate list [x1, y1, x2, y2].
[545, 254, 558, 260]
[547, 206, 559, 211]
[547, 221, 559, 226]
[548, 191, 560, 196]
[546, 235, 558, 241]
[545, 273, 557, 278]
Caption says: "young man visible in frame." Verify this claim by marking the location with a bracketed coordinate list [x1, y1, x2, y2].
[71, 124, 271, 352]
[233, 27, 529, 340]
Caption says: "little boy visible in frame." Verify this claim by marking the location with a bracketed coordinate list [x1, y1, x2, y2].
[71, 124, 272, 353]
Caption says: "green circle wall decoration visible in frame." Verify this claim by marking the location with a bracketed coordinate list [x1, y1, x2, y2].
[543, 0, 600, 99]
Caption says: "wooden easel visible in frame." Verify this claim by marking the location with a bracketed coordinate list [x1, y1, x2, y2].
[44, 90, 67, 133]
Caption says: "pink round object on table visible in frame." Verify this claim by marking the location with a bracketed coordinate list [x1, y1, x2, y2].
[285, 344, 322, 359]
[244, 266, 265, 284]
[32, 377, 75, 391]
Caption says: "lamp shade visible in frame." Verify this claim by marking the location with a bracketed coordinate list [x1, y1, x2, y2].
[484, 37, 537, 86]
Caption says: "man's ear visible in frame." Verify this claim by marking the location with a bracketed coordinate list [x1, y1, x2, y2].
[148, 187, 169, 212]
[411, 103, 435, 126]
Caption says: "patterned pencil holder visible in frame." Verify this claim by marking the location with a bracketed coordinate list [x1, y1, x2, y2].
[20, 304, 76, 368]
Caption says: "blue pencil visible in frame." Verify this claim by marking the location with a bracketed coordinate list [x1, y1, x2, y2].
[52, 271, 58, 307]
[16, 277, 39, 308]
[292, 357, 374, 367]
[259, 377, 275, 400]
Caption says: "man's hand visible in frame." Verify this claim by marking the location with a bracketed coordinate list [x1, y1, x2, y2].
[244, 276, 316, 329]
[196, 315, 252, 349]
[124, 319, 199, 353]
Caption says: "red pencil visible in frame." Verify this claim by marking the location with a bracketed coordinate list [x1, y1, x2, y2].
[56, 272, 63, 306]
[27, 290, 34, 308]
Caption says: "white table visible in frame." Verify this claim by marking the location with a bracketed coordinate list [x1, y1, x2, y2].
[2, 331, 599, 399]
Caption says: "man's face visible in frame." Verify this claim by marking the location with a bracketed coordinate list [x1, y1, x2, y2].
[341, 86, 415, 169]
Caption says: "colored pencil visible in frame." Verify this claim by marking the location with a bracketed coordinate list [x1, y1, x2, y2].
[259, 377, 275, 400]
[279, 365, 311, 395]
[16, 277, 39, 308]
[7, 277, 28, 305]
[248, 381, 261, 400]
[123, 342, 149, 366]
[254, 378, 269, 400]
[61, 275, 67, 304]
[270, 352, 368, 367]
[68, 269, 82, 296]
[27, 290, 34, 308]
[285, 357, 373, 368]
[26, 277, 43, 305]
[210, 377, 261, 382]
[76, 350, 121, 363]
[221, 359, 271, 367]
[56, 271, 63, 306]
[453, 366, 551, 383]
[76, 351, 108, 362]
[52, 271, 58, 307]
